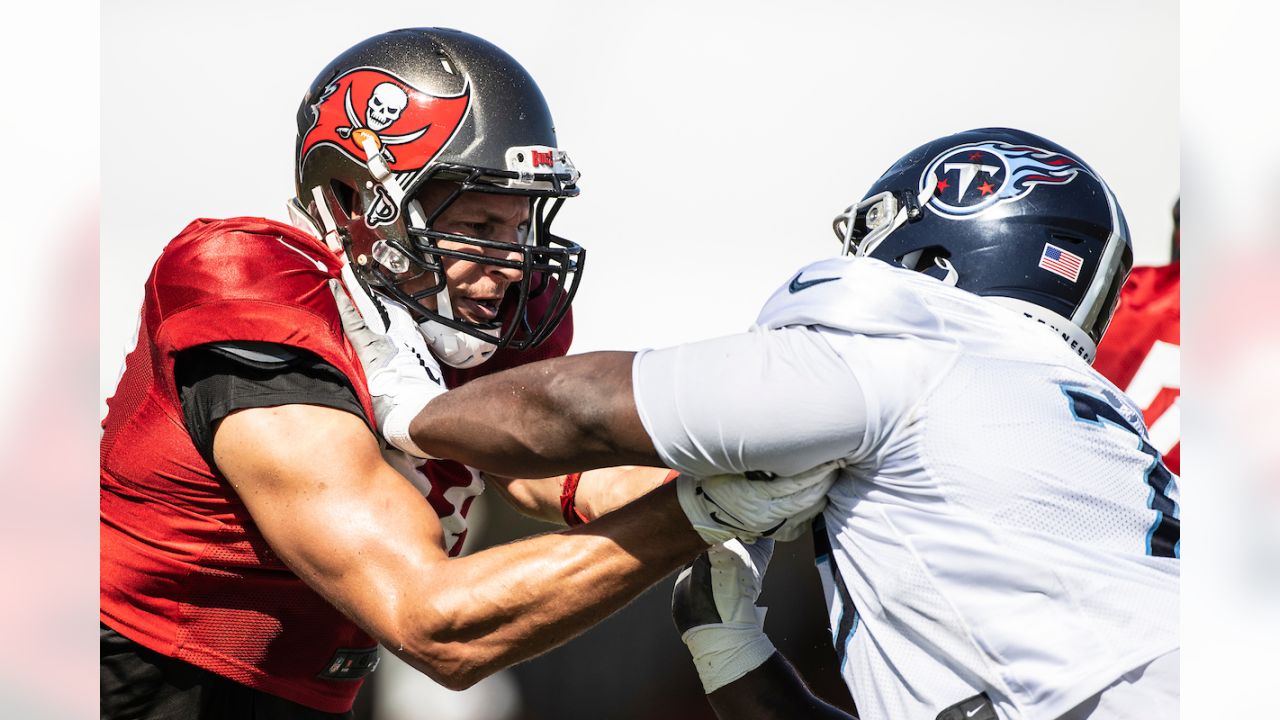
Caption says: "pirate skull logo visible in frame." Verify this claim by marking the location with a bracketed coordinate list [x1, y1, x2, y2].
[366, 83, 408, 131]
[335, 80, 431, 165]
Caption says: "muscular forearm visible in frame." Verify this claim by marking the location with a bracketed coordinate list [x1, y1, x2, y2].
[492, 467, 674, 527]
[706, 654, 855, 720]
[483, 473, 566, 524]
[219, 405, 704, 692]
[575, 466, 673, 520]
[408, 352, 661, 477]
[396, 482, 706, 687]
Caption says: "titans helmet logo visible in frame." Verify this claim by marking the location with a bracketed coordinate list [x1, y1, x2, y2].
[920, 141, 1087, 219]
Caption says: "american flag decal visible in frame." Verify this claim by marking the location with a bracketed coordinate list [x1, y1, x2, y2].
[1039, 243, 1084, 282]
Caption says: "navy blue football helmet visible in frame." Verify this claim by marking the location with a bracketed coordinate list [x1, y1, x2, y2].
[832, 127, 1132, 364]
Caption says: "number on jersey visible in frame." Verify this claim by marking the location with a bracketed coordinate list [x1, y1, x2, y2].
[1062, 386, 1180, 558]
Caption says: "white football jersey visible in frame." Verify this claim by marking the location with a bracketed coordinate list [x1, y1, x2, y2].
[633, 256, 1179, 720]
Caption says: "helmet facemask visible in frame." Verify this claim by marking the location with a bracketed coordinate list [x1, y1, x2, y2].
[309, 157, 583, 367]
[832, 171, 937, 258]
[831, 172, 959, 283]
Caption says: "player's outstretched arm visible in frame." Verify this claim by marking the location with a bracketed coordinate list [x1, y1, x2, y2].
[409, 350, 656, 477]
[332, 277, 657, 476]
[488, 466, 675, 526]
[672, 542, 854, 720]
[214, 402, 706, 690]
[331, 280, 839, 547]
[481, 473, 568, 524]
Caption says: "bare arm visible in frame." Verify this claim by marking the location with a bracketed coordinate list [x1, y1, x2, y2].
[704, 654, 855, 720]
[488, 466, 674, 525]
[214, 403, 706, 690]
[483, 473, 566, 524]
[408, 351, 655, 477]
[576, 466, 674, 520]
[671, 541, 854, 720]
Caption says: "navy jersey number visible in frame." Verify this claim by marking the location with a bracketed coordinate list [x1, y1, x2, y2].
[1063, 387, 1180, 558]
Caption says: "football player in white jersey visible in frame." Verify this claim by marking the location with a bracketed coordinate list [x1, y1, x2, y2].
[338, 127, 1178, 720]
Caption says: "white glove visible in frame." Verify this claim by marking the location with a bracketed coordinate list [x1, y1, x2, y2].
[672, 538, 776, 693]
[330, 267, 446, 458]
[676, 460, 844, 545]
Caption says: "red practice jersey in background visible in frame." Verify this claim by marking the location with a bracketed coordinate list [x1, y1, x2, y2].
[1094, 263, 1180, 474]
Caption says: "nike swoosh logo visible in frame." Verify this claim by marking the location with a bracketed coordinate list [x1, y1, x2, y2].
[757, 518, 788, 537]
[788, 273, 840, 293]
[409, 348, 442, 384]
[965, 708, 982, 718]
[708, 511, 750, 533]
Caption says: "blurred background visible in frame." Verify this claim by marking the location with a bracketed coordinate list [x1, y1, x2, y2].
[2, 0, 1273, 717]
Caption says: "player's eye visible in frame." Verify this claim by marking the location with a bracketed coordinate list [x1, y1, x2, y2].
[462, 222, 491, 237]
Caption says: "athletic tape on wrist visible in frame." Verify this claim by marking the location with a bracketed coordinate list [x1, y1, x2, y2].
[382, 402, 432, 458]
[681, 624, 776, 694]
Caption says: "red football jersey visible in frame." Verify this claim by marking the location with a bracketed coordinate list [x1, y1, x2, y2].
[101, 217, 576, 710]
[100, 218, 380, 712]
[1094, 263, 1180, 474]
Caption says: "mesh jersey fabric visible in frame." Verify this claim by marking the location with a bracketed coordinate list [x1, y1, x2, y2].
[633, 256, 1179, 720]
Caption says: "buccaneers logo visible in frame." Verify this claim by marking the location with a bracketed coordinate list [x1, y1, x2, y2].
[921, 141, 1087, 219]
[299, 67, 470, 175]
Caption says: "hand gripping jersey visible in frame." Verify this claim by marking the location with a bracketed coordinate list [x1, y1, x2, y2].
[100, 218, 382, 713]
[633, 256, 1179, 720]
[385, 302, 575, 556]
[1093, 263, 1180, 474]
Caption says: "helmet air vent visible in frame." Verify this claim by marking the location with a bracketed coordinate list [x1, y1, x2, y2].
[436, 52, 456, 75]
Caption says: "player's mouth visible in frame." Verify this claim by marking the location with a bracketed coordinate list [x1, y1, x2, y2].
[457, 295, 503, 322]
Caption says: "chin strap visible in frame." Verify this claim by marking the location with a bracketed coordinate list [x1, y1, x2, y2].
[287, 192, 345, 255]
[418, 318, 498, 369]
[298, 137, 508, 370]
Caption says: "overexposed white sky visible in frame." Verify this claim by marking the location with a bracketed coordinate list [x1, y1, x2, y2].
[100, 0, 1179, 399]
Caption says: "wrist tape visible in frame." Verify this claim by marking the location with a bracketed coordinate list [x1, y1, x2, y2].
[680, 623, 776, 694]
[381, 399, 432, 458]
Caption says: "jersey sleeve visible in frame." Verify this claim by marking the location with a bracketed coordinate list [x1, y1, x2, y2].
[175, 342, 370, 468]
[141, 219, 374, 422]
[631, 325, 869, 478]
[149, 220, 349, 361]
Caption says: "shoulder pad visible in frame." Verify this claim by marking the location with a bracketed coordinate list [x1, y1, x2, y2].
[755, 256, 947, 340]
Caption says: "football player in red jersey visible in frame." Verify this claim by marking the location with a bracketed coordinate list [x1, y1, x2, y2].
[99, 28, 812, 719]
[1094, 199, 1180, 474]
